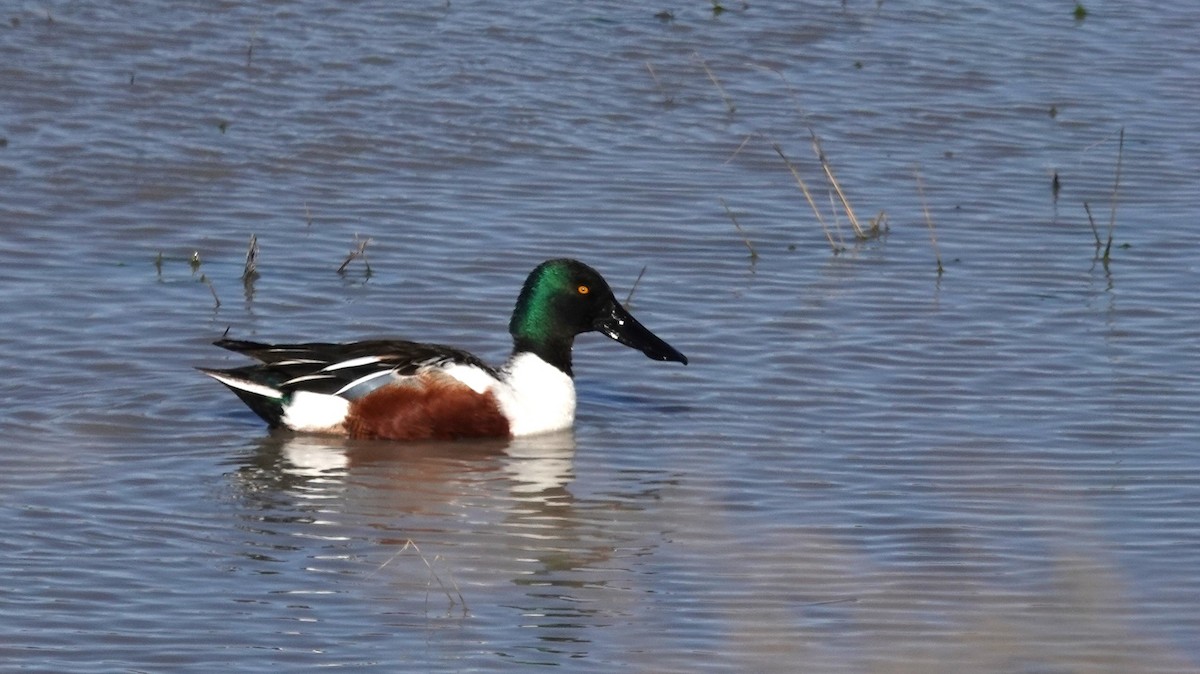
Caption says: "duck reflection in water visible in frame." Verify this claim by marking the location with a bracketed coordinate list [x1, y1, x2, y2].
[234, 430, 579, 506]
[227, 430, 667, 657]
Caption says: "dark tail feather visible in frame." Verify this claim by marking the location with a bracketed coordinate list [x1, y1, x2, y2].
[212, 338, 339, 365]
[198, 367, 287, 427]
[212, 339, 278, 362]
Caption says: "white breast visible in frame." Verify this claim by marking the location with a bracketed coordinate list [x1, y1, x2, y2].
[490, 352, 576, 436]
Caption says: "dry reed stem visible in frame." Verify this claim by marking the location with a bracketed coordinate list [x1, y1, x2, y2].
[644, 62, 672, 105]
[337, 234, 372, 274]
[644, 61, 662, 88]
[628, 263, 648, 305]
[1081, 127, 1125, 261]
[624, 265, 648, 307]
[724, 134, 754, 165]
[1083, 201, 1102, 247]
[693, 53, 736, 113]
[720, 198, 758, 260]
[774, 143, 841, 253]
[199, 273, 220, 309]
[377, 539, 467, 611]
[242, 234, 259, 282]
[810, 133, 866, 239]
[1104, 127, 1124, 261]
[914, 168, 943, 275]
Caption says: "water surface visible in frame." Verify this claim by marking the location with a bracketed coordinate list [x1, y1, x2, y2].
[2, 1, 1199, 671]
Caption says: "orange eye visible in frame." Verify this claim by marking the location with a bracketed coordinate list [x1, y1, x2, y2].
[577, 285, 590, 295]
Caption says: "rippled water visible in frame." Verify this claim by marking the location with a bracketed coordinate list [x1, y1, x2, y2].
[3, 1, 1200, 671]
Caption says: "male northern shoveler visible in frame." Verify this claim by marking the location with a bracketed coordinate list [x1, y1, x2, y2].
[201, 258, 687, 441]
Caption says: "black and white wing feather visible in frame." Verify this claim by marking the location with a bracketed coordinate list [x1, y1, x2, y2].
[200, 338, 500, 427]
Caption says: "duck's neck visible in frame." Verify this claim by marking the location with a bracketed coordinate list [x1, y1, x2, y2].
[510, 336, 574, 379]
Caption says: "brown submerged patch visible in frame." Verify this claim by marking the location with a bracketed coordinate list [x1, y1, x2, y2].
[343, 374, 510, 441]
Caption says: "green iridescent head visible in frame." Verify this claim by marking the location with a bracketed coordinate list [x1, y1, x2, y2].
[508, 259, 687, 376]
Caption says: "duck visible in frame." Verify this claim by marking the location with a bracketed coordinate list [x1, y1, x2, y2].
[201, 258, 687, 441]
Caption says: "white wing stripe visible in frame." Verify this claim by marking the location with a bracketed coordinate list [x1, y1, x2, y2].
[322, 355, 383, 371]
[335, 370, 397, 395]
[282, 373, 337, 387]
[203, 371, 283, 399]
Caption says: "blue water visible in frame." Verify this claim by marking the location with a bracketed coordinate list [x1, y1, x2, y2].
[2, 1, 1199, 671]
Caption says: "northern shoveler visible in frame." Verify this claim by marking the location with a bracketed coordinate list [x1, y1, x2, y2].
[201, 258, 687, 441]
